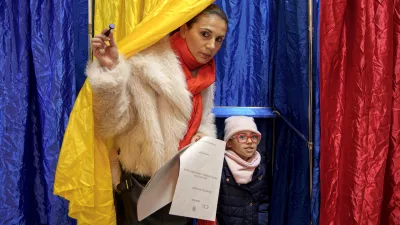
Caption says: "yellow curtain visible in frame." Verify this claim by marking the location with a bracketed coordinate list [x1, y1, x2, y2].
[94, 0, 144, 43]
[53, 1, 214, 224]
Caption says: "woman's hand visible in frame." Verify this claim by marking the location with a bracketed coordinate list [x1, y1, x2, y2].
[91, 28, 119, 70]
[191, 133, 204, 143]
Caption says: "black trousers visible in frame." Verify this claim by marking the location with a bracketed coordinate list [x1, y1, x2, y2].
[114, 172, 192, 225]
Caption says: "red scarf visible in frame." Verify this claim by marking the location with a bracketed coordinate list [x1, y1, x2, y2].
[170, 32, 216, 150]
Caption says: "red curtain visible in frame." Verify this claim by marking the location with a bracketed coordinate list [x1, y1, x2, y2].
[320, 0, 400, 224]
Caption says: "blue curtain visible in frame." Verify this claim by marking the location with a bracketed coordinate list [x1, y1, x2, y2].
[311, 1, 320, 224]
[269, 0, 320, 224]
[73, 0, 89, 93]
[214, 0, 272, 107]
[0, 0, 87, 224]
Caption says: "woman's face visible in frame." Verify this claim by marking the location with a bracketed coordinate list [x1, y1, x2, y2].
[180, 14, 228, 64]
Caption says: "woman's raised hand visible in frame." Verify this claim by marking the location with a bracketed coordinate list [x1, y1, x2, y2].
[91, 28, 119, 70]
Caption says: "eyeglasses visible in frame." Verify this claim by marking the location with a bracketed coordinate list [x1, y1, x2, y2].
[232, 133, 261, 143]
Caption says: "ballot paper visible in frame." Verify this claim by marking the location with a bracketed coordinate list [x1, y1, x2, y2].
[137, 137, 226, 221]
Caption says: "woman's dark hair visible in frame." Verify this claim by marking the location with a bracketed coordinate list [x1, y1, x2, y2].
[170, 4, 228, 35]
[187, 4, 228, 28]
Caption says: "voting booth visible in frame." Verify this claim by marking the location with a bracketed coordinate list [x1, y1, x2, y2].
[5, 0, 399, 224]
[88, 0, 320, 224]
[0, 0, 320, 225]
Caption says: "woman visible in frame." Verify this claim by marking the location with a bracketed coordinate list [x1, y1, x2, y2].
[88, 4, 228, 225]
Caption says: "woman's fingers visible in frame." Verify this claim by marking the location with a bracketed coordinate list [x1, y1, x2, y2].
[91, 38, 107, 48]
[94, 34, 110, 42]
[92, 42, 104, 48]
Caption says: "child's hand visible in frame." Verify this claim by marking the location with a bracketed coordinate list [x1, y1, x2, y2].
[191, 133, 204, 143]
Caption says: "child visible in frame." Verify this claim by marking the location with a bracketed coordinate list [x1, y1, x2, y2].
[217, 116, 269, 225]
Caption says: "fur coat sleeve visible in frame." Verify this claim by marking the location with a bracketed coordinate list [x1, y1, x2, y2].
[86, 55, 134, 138]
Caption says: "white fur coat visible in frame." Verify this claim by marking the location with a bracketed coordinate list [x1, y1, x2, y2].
[86, 36, 216, 187]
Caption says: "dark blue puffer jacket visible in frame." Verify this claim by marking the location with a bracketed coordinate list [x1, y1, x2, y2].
[216, 159, 269, 225]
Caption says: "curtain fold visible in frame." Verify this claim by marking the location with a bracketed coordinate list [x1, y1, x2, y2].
[312, 1, 321, 224]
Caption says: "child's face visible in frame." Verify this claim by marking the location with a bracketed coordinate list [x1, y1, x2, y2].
[227, 130, 261, 161]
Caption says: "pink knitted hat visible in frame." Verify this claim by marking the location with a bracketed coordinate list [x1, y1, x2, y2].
[223, 116, 261, 142]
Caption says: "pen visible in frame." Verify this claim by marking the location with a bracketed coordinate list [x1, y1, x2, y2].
[104, 24, 115, 37]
